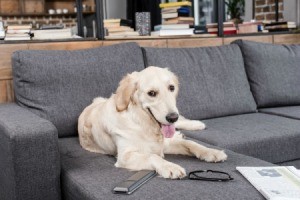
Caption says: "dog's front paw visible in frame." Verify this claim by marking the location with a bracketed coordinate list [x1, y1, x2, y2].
[201, 149, 227, 163]
[190, 120, 206, 131]
[158, 163, 186, 179]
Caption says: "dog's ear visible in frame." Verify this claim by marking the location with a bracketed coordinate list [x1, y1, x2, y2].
[115, 72, 137, 112]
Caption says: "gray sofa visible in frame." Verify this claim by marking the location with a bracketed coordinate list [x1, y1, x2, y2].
[0, 40, 299, 200]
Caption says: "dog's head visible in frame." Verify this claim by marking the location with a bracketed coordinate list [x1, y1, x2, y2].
[114, 66, 179, 138]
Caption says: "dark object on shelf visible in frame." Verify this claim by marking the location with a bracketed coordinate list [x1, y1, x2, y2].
[76, 0, 84, 37]
[127, 0, 161, 30]
[121, 19, 133, 27]
[194, 25, 207, 34]
[135, 12, 151, 36]
[217, 0, 225, 37]
[95, 0, 104, 40]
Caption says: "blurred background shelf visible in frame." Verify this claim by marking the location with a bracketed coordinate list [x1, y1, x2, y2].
[0, 0, 300, 40]
[0, 0, 94, 15]
[0, 11, 95, 17]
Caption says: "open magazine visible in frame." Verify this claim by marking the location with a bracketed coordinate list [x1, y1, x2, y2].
[236, 166, 300, 200]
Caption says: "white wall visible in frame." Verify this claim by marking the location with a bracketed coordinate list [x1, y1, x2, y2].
[283, 0, 299, 26]
[244, 0, 253, 21]
[103, 0, 127, 19]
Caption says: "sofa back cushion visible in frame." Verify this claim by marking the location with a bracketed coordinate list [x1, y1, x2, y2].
[12, 43, 145, 137]
[143, 44, 257, 120]
[233, 40, 300, 108]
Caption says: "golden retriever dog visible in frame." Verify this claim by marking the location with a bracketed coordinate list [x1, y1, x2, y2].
[78, 66, 227, 179]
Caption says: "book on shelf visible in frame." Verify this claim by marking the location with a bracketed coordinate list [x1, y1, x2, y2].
[4, 36, 31, 41]
[159, 1, 192, 8]
[0, 21, 4, 39]
[151, 28, 194, 36]
[5, 33, 31, 37]
[263, 21, 297, 33]
[236, 166, 300, 200]
[205, 21, 237, 35]
[106, 26, 134, 33]
[104, 18, 134, 38]
[158, 1, 194, 37]
[7, 24, 32, 30]
[163, 17, 194, 25]
[108, 31, 139, 36]
[161, 7, 191, 19]
[104, 19, 133, 28]
[161, 6, 181, 13]
[5, 24, 32, 41]
[159, 1, 193, 24]
[103, 23, 121, 28]
[207, 30, 237, 35]
[162, 12, 179, 19]
[6, 29, 32, 34]
[238, 24, 258, 34]
[207, 28, 237, 35]
[264, 21, 296, 27]
[104, 34, 140, 39]
[236, 21, 262, 34]
[154, 24, 190, 31]
[103, 19, 122, 23]
[207, 26, 237, 33]
[264, 24, 297, 30]
[206, 21, 235, 28]
[32, 28, 72, 40]
[264, 28, 295, 33]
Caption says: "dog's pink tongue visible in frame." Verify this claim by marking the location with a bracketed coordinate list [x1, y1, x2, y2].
[161, 124, 175, 138]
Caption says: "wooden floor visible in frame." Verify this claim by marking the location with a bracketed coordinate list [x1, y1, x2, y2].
[0, 33, 299, 103]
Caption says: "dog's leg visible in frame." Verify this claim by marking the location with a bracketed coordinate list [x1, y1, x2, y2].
[175, 115, 206, 131]
[115, 151, 186, 179]
[164, 133, 227, 163]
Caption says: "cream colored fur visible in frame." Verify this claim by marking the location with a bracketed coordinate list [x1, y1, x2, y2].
[78, 66, 227, 179]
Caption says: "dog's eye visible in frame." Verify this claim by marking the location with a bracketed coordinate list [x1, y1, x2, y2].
[169, 85, 175, 92]
[148, 90, 157, 97]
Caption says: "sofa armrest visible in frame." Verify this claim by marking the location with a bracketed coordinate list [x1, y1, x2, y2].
[0, 103, 61, 200]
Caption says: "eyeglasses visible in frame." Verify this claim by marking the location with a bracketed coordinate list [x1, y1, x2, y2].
[188, 170, 234, 182]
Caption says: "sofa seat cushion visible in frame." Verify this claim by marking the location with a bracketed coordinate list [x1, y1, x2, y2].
[233, 40, 300, 108]
[143, 44, 257, 120]
[277, 159, 300, 169]
[12, 42, 145, 137]
[59, 137, 273, 200]
[184, 113, 300, 163]
[259, 106, 300, 120]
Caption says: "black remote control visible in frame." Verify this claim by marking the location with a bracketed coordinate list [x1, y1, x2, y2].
[113, 170, 157, 194]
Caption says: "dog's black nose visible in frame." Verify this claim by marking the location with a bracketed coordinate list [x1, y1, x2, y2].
[166, 112, 179, 123]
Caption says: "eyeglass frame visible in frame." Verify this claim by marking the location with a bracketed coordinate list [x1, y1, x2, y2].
[188, 170, 234, 182]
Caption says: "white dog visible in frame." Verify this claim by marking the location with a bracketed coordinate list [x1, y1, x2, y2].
[78, 66, 227, 179]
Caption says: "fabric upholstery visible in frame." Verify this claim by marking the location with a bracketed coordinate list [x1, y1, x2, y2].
[184, 113, 300, 163]
[233, 40, 300, 108]
[59, 137, 273, 200]
[143, 44, 257, 120]
[12, 42, 145, 137]
[277, 159, 300, 169]
[0, 103, 61, 200]
[259, 106, 300, 120]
